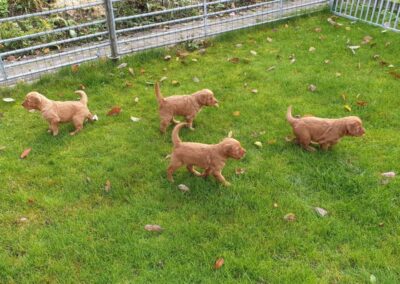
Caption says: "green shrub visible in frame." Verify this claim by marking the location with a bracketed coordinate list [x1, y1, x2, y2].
[0, 0, 8, 17]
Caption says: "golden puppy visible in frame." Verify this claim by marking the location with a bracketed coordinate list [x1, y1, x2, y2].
[167, 123, 246, 186]
[155, 82, 219, 133]
[286, 106, 365, 151]
[22, 90, 93, 136]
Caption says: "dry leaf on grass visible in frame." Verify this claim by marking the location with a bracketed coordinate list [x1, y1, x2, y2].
[228, 57, 240, 64]
[344, 105, 352, 112]
[284, 213, 296, 222]
[172, 80, 180, 86]
[356, 101, 368, 107]
[315, 207, 328, 217]
[233, 111, 240, 117]
[160, 76, 167, 82]
[266, 37, 273, 42]
[178, 184, 190, 192]
[251, 89, 258, 94]
[285, 135, 295, 142]
[71, 64, 79, 73]
[235, 168, 245, 175]
[164, 55, 172, 61]
[107, 106, 121, 116]
[130, 116, 141, 122]
[128, 68, 135, 76]
[2, 98, 15, 102]
[308, 84, 317, 92]
[228, 130, 233, 138]
[140, 68, 145, 74]
[117, 63, 127, 69]
[314, 27, 322, 32]
[273, 203, 279, 208]
[361, 35, 373, 44]
[104, 180, 111, 192]
[20, 148, 32, 159]
[192, 77, 200, 83]
[254, 141, 263, 148]
[389, 72, 400, 79]
[250, 50, 257, 56]
[214, 258, 224, 270]
[309, 46, 316, 52]
[144, 224, 163, 232]
[381, 171, 395, 178]
[266, 66, 276, 72]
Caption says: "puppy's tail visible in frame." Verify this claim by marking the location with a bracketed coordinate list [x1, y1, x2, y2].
[75, 90, 88, 106]
[154, 82, 164, 105]
[286, 105, 297, 125]
[172, 122, 187, 147]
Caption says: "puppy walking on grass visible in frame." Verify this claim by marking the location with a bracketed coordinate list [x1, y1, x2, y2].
[22, 90, 94, 136]
[167, 123, 246, 186]
[286, 106, 365, 151]
[154, 82, 219, 133]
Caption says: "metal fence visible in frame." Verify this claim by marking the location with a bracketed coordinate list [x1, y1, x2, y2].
[0, 0, 328, 86]
[331, 0, 400, 31]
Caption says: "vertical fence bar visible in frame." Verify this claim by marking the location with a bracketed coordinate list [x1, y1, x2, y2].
[104, 0, 119, 60]
[394, 5, 400, 29]
[0, 55, 7, 81]
[381, 0, 391, 25]
[203, 0, 208, 37]
[280, 0, 284, 19]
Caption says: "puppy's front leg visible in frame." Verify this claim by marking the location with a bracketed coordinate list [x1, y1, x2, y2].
[49, 120, 59, 136]
[185, 116, 195, 131]
[213, 170, 231, 187]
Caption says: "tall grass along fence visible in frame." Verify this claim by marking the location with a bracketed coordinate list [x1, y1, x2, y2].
[1, 0, 395, 86]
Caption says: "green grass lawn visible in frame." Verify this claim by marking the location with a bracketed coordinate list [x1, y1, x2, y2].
[1, 11, 399, 283]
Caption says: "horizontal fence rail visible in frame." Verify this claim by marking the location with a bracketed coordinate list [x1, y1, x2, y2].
[332, 0, 400, 31]
[0, 0, 333, 85]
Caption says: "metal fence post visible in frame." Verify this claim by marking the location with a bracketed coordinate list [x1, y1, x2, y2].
[280, 0, 284, 18]
[0, 55, 7, 82]
[104, 0, 119, 61]
[203, 0, 208, 37]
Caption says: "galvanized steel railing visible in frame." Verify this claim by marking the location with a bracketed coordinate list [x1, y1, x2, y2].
[331, 0, 400, 32]
[0, 0, 330, 85]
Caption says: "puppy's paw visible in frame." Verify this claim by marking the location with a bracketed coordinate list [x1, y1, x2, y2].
[222, 181, 231, 187]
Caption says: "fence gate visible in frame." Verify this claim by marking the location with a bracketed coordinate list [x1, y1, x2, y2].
[331, 0, 400, 31]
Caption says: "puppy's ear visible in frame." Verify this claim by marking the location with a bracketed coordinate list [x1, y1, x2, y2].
[346, 120, 361, 136]
[222, 142, 233, 156]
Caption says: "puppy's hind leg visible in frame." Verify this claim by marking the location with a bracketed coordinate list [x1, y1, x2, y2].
[187, 165, 204, 177]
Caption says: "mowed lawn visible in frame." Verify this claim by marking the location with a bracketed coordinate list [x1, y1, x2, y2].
[1, 11, 399, 283]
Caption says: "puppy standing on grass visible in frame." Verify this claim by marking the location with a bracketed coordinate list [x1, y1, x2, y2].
[167, 123, 246, 186]
[286, 106, 365, 151]
[22, 90, 94, 136]
[154, 82, 219, 133]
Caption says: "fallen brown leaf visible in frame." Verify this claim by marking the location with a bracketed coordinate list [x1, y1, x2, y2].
[284, 213, 296, 222]
[71, 64, 79, 73]
[233, 111, 240, 116]
[104, 180, 111, 192]
[214, 258, 224, 270]
[107, 106, 121, 116]
[20, 148, 32, 159]
[79, 84, 85, 90]
[128, 68, 135, 76]
[361, 35, 373, 44]
[144, 224, 163, 232]
[356, 100, 368, 107]
[389, 71, 400, 79]
[140, 68, 145, 74]
[235, 168, 245, 175]
[228, 57, 240, 64]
